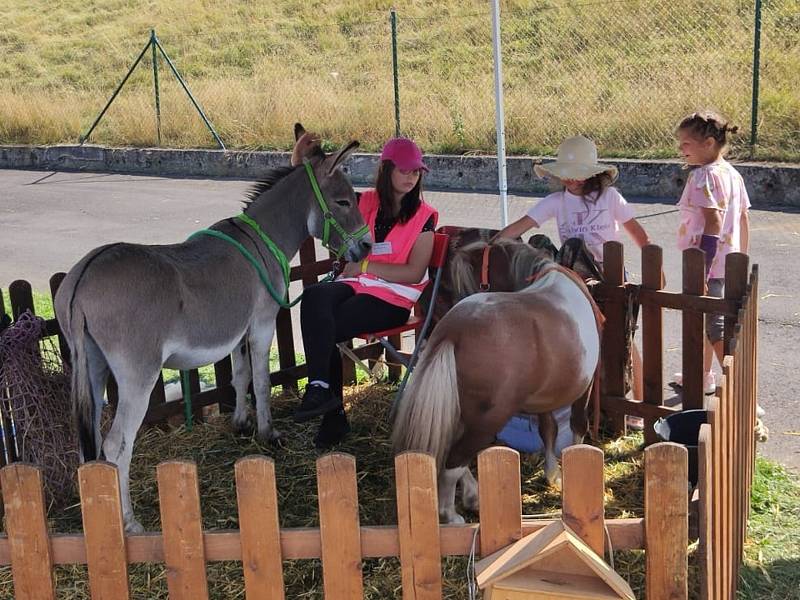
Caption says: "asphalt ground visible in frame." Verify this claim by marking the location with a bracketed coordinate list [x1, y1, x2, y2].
[1, 168, 798, 471]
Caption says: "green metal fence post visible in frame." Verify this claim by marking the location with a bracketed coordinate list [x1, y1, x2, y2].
[749, 0, 763, 157]
[79, 37, 153, 145]
[154, 37, 226, 150]
[151, 29, 162, 146]
[391, 9, 401, 138]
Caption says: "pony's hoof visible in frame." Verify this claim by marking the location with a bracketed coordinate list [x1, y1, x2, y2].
[258, 427, 282, 445]
[462, 493, 480, 513]
[546, 473, 563, 491]
[124, 519, 145, 535]
[755, 419, 769, 443]
[440, 511, 466, 525]
[231, 413, 254, 434]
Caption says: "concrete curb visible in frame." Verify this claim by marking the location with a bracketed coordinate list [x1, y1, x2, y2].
[2, 144, 798, 207]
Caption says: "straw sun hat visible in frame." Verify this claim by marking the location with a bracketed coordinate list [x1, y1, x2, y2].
[533, 135, 618, 182]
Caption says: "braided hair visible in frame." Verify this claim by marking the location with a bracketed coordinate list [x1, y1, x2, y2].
[677, 111, 739, 150]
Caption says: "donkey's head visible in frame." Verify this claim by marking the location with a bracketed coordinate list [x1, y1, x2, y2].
[295, 123, 372, 263]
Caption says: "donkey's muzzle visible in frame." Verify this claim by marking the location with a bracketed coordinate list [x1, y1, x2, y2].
[358, 239, 373, 257]
[345, 238, 372, 262]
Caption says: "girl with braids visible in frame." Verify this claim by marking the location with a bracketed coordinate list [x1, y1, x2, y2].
[673, 111, 754, 401]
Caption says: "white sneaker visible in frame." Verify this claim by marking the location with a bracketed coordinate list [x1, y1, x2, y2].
[756, 404, 766, 418]
[673, 372, 716, 395]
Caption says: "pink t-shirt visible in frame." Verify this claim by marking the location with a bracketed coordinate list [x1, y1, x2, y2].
[676, 159, 751, 279]
[526, 187, 635, 264]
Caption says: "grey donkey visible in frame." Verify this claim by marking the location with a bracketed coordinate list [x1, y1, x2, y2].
[55, 125, 371, 533]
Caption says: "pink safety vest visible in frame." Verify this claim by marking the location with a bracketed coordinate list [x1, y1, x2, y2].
[338, 190, 438, 309]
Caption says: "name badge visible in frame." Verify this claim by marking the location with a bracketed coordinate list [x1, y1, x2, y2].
[371, 241, 393, 256]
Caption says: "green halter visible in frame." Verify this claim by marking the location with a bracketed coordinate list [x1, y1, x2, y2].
[303, 159, 370, 259]
[188, 160, 369, 309]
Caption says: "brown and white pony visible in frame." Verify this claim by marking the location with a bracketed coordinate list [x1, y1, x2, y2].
[392, 238, 601, 523]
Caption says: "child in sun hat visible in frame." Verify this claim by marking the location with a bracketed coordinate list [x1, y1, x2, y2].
[498, 135, 651, 268]
[672, 111, 756, 409]
[497, 134, 652, 420]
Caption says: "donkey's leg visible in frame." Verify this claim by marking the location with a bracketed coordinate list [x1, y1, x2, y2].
[438, 466, 467, 524]
[103, 373, 159, 534]
[231, 337, 253, 433]
[249, 319, 279, 442]
[86, 336, 110, 459]
[459, 468, 480, 513]
[537, 410, 561, 488]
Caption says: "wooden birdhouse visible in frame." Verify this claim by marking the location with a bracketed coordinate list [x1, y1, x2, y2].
[475, 520, 635, 600]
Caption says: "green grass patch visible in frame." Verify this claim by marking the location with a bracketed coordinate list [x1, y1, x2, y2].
[2, 287, 55, 320]
[739, 457, 800, 599]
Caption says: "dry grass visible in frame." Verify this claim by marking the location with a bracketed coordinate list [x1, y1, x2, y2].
[1, 0, 798, 160]
[0, 383, 664, 599]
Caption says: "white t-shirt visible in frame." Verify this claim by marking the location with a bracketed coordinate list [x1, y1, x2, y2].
[526, 187, 635, 263]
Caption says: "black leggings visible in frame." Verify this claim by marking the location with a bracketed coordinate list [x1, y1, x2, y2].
[300, 282, 410, 397]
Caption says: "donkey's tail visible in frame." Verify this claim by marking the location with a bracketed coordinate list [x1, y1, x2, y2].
[69, 307, 98, 461]
[392, 338, 460, 472]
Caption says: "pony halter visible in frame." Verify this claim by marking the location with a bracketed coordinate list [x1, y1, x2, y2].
[303, 159, 370, 260]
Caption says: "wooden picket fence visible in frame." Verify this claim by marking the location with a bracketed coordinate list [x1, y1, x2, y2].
[0, 236, 759, 599]
[0, 444, 689, 599]
[592, 242, 753, 444]
[698, 264, 759, 600]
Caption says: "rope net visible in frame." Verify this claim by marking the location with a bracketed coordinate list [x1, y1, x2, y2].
[0, 311, 79, 507]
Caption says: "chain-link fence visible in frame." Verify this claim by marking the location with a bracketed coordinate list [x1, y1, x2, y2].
[758, 0, 800, 159]
[0, 0, 797, 160]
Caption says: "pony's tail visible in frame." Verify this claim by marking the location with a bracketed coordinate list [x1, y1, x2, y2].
[392, 338, 460, 472]
[69, 307, 97, 461]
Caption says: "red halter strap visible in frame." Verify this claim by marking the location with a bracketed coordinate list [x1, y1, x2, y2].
[480, 244, 492, 291]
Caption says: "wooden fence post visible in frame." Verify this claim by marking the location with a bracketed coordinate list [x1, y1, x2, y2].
[395, 452, 442, 599]
[8, 280, 34, 320]
[317, 453, 363, 599]
[720, 356, 734, 599]
[213, 356, 234, 413]
[78, 462, 130, 599]
[562, 445, 605, 557]
[48, 272, 70, 363]
[682, 249, 705, 409]
[0, 463, 56, 600]
[645, 442, 688, 600]
[478, 447, 522, 555]
[601, 241, 627, 433]
[157, 460, 209, 600]
[723, 253, 749, 356]
[641, 244, 664, 444]
[235, 456, 285, 600]
[698, 423, 714, 600]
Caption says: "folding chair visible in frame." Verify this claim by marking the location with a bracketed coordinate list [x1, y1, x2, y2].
[337, 232, 450, 410]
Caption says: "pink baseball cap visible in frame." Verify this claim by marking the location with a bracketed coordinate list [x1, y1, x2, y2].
[379, 138, 429, 172]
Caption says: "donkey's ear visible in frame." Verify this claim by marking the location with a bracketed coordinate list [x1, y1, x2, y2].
[325, 140, 360, 175]
[294, 123, 306, 141]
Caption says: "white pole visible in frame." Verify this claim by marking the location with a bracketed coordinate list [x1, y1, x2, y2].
[490, 0, 509, 227]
